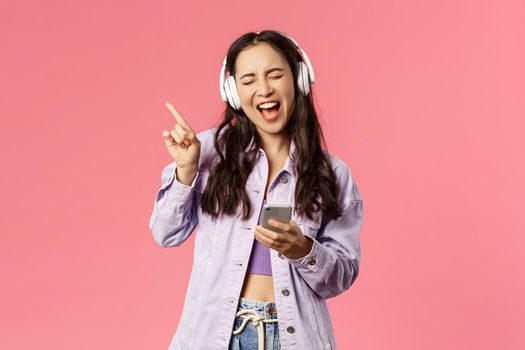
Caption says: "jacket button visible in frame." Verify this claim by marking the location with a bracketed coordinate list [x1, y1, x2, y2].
[279, 176, 288, 183]
[281, 289, 290, 296]
[287, 326, 295, 333]
[278, 253, 285, 259]
[307, 258, 317, 266]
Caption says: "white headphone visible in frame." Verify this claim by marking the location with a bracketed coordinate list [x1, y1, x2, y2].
[219, 31, 316, 110]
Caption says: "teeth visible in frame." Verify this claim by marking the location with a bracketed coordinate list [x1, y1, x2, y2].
[258, 101, 279, 109]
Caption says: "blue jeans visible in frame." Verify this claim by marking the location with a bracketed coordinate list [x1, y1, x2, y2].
[228, 298, 281, 350]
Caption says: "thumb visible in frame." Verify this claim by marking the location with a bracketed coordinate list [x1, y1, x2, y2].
[162, 130, 175, 147]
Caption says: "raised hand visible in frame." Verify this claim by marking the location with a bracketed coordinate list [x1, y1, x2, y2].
[162, 102, 201, 174]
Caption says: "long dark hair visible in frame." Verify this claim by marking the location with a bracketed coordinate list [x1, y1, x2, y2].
[201, 30, 342, 223]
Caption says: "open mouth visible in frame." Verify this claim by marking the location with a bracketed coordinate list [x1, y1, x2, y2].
[256, 101, 281, 120]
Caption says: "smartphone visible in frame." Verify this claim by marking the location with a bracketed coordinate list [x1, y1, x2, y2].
[261, 204, 292, 230]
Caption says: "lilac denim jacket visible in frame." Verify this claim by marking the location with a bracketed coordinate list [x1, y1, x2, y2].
[149, 126, 364, 350]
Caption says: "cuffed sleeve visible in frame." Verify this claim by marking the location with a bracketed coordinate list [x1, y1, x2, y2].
[286, 237, 327, 273]
[149, 162, 200, 247]
[286, 163, 364, 299]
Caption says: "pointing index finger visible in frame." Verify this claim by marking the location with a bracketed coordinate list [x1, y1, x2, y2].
[165, 102, 192, 130]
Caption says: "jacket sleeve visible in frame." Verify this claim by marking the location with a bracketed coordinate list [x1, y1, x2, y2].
[148, 161, 200, 247]
[148, 129, 214, 247]
[286, 163, 364, 299]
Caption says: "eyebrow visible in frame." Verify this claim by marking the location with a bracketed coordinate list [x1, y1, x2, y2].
[238, 67, 285, 80]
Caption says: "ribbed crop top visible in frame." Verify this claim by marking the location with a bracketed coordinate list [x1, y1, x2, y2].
[246, 199, 272, 276]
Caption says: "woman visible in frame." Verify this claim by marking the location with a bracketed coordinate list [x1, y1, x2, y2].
[150, 30, 364, 350]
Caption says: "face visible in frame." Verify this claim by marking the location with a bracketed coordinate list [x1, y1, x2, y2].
[234, 42, 295, 139]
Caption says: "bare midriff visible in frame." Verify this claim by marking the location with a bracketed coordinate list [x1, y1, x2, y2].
[240, 274, 276, 302]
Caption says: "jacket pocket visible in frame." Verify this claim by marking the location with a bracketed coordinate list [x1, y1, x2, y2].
[294, 212, 322, 240]
[194, 227, 216, 259]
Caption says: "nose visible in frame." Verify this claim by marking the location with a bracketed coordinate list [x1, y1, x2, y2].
[256, 78, 274, 97]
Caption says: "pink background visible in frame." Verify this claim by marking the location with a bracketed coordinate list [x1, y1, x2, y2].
[1, 0, 524, 349]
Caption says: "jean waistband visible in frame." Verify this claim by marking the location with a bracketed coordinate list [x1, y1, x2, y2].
[237, 297, 278, 320]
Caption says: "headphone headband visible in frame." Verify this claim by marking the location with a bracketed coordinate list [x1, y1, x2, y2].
[276, 31, 316, 83]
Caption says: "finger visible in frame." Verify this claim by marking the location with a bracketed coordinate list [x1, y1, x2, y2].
[255, 229, 276, 249]
[162, 130, 175, 142]
[170, 129, 185, 148]
[288, 220, 303, 235]
[176, 122, 196, 145]
[268, 219, 291, 233]
[175, 123, 192, 146]
[256, 225, 282, 241]
[162, 130, 175, 146]
[165, 102, 192, 131]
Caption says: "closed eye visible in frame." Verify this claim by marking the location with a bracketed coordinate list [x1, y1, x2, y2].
[242, 75, 283, 85]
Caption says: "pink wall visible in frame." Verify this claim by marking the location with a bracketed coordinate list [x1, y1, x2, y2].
[2, 0, 524, 349]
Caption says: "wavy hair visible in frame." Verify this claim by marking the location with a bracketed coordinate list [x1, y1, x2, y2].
[201, 30, 342, 223]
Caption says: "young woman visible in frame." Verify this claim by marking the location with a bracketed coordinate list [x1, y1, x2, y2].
[150, 30, 364, 350]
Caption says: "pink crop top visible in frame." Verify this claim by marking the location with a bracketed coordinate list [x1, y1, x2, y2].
[246, 199, 272, 276]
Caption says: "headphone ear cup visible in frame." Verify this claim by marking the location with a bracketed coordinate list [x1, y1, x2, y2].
[226, 75, 242, 110]
[296, 62, 310, 96]
[223, 76, 233, 107]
